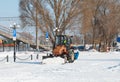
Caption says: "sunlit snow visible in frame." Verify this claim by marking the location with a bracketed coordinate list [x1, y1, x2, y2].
[0, 50, 120, 82]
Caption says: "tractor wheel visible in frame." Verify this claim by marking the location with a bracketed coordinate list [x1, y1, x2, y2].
[63, 55, 67, 63]
[68, 49, 74, 63]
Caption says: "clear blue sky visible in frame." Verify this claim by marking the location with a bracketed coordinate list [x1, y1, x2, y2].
[0, 0, 19, 17]
[0, 0, 37, 37]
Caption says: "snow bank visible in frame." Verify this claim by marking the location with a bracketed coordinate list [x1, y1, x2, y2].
[88, 49, 98, 52]
[42, 57, 64, 64]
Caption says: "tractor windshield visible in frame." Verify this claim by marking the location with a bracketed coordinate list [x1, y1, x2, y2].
[55, 35, 72, 46]
[55, 35, 65, 45]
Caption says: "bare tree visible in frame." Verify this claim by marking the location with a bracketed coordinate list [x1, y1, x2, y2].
[96, 0, 120, 51]
[19, 0, 82, 48]
[19, 0, 120, 51]
[19, 32, 34, 40]
[80, 0, 120, 51]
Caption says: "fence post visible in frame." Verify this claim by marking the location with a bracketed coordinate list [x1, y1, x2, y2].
[31, 55, 33, 60]
[2, 42, 5, 52]
[36, 54, 39, 59]
[6, 55, 9, 62]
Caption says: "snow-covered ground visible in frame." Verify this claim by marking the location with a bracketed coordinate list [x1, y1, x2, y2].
[0, 50, 120, 82]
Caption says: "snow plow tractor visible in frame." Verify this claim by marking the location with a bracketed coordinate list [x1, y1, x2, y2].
[43, 35, 75, 63]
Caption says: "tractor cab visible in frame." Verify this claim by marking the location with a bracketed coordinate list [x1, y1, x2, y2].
[55, 35, 72, 48]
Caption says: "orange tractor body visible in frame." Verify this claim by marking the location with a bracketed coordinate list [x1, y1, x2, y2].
[53, 45, 68, 56]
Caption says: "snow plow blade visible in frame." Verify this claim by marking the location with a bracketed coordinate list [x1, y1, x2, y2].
[42, 55, 54, 59]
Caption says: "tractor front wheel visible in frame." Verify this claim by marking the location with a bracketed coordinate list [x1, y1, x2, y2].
[68, 49, 74, 63]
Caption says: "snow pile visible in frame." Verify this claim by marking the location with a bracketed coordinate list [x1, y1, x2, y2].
[42, 57, 64, 64]
[89, 49, 98, 52]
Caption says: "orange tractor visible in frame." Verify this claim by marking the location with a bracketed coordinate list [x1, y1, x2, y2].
[43, 35, 75, 63]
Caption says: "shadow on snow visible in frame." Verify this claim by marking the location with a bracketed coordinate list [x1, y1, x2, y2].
[16, 61, 42, 65]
